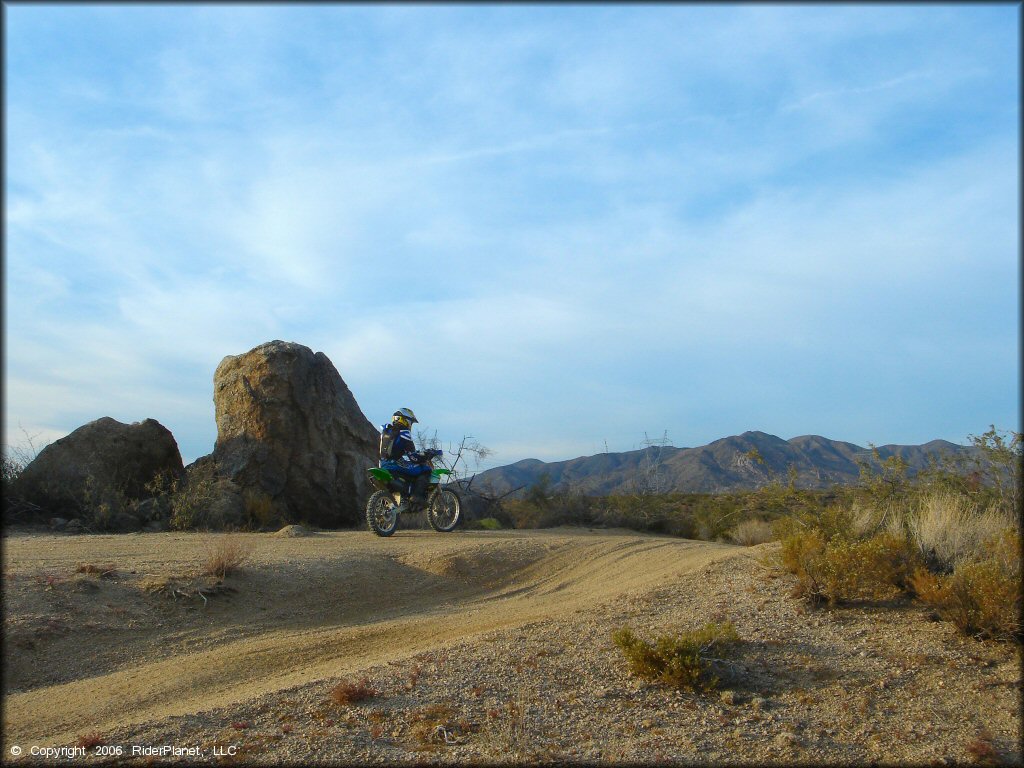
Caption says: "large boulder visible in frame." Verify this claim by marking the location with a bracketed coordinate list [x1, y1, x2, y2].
[16, 417, 184, 521]
[210, 340, 379, 527]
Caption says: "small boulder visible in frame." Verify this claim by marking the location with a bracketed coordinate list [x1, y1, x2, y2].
[107, 511, 144, 532]
[17, 417, 184, 520]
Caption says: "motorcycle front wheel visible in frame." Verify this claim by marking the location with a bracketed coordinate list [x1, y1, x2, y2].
[427, 488, 461, 533]
[366, 490, 399, 537]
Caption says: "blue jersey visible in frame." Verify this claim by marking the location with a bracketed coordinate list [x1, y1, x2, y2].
[379, 422, 416, 463]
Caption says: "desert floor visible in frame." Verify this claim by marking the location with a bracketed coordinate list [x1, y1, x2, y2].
[2, 525, 1020, 765]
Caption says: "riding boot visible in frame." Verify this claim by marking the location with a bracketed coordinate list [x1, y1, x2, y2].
[412, 472, 430, 502]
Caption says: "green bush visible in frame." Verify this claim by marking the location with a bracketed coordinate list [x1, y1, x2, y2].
[612, 622, 740, 691]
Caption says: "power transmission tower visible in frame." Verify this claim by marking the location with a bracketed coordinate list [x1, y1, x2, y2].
[637, 430, 673, 494]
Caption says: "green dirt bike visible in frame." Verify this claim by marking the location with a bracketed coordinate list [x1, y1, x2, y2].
[365, 448, 462, 537]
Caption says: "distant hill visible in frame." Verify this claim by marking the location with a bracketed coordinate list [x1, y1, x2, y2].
[470, 431, 974, 496]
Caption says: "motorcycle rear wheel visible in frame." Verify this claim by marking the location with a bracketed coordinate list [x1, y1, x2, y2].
[427, 488, 461, 533]
[366, 490, 399, 537]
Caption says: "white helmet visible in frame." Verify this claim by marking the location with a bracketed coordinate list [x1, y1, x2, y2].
[392, 408, 418, 428]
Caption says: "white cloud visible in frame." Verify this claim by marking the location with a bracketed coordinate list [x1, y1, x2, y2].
[4, 5, 1017, 468]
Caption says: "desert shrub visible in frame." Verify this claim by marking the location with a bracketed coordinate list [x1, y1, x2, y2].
[966, 426, 1022, 516]
[780, 529, 919, 605]
[201, 536, 253, 579]
[910, 529, 1021, 641]
[2, 452, 27, 487]
[330, 677, 376, 705]
[817, 534, 919, 603]
[612, 621, 740, 691]
[496, 487, 831, 541]
[561, 491, 600, 526]
[162, 463, 246, 530]
[728, 518, 775, 546]
[778, 528, 828, 601]
[611, 493, 671, 532]
[741, 473, 826, 520]
[846, 497, 913, 542]
[75, 563, 116, 577]
[243, 490, 280, 529]
[905, 491, 1016, 572]
[478, 684, 539, 762]
[811, 504, 858, 541]
[690, 497, 743, 541]
[166, 464, 218, 529]
[2, 432, 45, 521]
[474, 517, 503, 530]
[855, 446, 916, 509]
[408, 704, 475, 750]
[660, 510, 698, 539]
[505, 479, 601, 529]
[854, 426, 1021, 518]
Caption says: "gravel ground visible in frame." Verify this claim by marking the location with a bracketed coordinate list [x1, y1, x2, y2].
[11, 541, 1017, 767]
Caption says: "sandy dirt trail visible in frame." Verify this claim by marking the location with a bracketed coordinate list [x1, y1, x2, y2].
[3, 529, 742, 748]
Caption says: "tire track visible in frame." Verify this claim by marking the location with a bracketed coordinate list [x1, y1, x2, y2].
[4, 531, 744, 747]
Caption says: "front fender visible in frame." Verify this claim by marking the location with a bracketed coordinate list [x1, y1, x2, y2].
[368, 467, 393, 490]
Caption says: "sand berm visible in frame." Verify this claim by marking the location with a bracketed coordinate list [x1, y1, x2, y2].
[3, 527, 1020, 764]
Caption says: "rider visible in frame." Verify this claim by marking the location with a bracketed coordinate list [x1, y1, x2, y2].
[379, 408, 432, 505]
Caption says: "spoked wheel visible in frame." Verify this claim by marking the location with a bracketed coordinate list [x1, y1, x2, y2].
[366, 490, 399, 537]
[427, 487, 461, 532]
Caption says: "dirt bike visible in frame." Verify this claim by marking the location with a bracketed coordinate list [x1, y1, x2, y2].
[365, 448, 462, 537]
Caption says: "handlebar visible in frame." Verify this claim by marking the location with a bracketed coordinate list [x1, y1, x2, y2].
[413, 448, 444, 463]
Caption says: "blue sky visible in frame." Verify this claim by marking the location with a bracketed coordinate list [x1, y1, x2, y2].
[4, 4, 1020, 470]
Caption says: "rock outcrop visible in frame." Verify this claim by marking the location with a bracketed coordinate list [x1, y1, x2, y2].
[16, 417, 184, 521]
[210, 340, 379, 527]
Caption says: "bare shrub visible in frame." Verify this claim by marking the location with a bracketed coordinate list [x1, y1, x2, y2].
[408, 704, 464, 749]
[75, 563, 117, 578]
[907, 492, 1017, 571]
[243, 490, 279, 529]
[165, 462, 222, 530]
[477, 682, 546, 763]
[849, 498, 905, 540]
[729, 518, 775, 546]
[330, 677, 376, 705]
[201, 536, 253, 579]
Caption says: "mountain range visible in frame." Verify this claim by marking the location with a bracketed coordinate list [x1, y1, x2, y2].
[469, 431, 974, 496]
